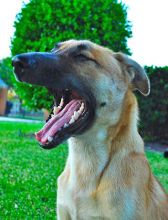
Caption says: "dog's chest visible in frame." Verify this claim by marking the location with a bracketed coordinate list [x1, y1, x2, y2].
[57, 173, 131, 220]
[57, 182, 112, 220]
[57, 139, 137, 220]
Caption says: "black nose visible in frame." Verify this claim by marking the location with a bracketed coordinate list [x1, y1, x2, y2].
[12, 55, 29, 69]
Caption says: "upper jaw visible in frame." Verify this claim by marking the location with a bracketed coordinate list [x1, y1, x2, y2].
[12, 52, 74, 88]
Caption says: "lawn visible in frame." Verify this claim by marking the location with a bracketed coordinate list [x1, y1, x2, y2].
[0, 121, 167, 219]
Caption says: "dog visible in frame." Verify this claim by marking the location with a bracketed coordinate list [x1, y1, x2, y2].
[12, 40, 168, 220]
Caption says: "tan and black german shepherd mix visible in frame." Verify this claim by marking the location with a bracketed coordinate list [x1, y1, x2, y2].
[12, 40, 168, 220]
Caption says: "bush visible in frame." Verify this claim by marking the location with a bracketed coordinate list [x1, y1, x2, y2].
[11, 0, 132, 110]
[0, 58, 14, 88]
[138, 66, 168, 142]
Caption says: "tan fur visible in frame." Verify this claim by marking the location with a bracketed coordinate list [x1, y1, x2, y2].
[56, 40, 168, 220]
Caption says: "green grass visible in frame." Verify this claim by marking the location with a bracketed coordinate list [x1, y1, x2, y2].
[0, 122, 167, 219]
[0, 122, 67, 219]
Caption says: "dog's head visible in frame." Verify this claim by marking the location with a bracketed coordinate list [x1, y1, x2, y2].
[12, 40, 150, 149]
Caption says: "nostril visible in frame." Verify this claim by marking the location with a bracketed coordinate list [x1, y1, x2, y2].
[12, 55, 29, 69]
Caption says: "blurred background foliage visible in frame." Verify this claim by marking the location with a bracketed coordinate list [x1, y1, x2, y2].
[138, 67, 168, 142]
[0, 58, 13, 87]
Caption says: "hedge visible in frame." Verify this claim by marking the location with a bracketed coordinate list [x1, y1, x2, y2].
[138, 66, 168, 142]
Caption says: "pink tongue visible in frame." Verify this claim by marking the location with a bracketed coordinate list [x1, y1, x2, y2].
[35, 100, 81, 144]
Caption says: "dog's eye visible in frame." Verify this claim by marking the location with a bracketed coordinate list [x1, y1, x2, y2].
[74, 54, 90, 61]
[74, 54, 98, 64]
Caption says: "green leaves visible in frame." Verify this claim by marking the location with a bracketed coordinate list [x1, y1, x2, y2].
[0, 58, 14, 88]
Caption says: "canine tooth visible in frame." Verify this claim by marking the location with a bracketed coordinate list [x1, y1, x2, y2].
[58, 97, 64, 108]
[54, 106, 59, 115]
[78, 103, 84, 114]
[80, 103, 84, 109]
[48, 136, 53, 142]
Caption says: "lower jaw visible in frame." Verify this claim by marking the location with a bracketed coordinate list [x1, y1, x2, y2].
[36, 99, 85, 144]
[39, 134, 70, 149]
[38, 111, 94, 149]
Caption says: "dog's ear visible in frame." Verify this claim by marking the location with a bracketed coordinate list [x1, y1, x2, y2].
[114, 53, 150, 96]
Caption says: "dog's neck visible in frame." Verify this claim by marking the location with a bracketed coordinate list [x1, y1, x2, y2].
[67, 90, 144, 186]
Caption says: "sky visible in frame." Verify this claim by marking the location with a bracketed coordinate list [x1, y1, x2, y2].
[0, 0, 28, 59]
[0, 0, 168, 66]
[122, 0, 168, 66]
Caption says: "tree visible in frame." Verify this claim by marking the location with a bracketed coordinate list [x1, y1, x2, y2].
[0, 58, 14, 88]
[11, 0, 132, 110]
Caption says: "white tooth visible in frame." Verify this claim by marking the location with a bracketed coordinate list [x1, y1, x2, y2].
[78, 103, 84, 114]
[69, 117, 75, 124]
[54, 106, 59, 115]
[64, 123, 68, 128]
[71, 115, 76, 121]
[73, 111, 79, 120]
[80, 103, 84, 110]
[59, 97, 64, 108]
[77, 108, 82, 114]
[48, 136, 53, 142]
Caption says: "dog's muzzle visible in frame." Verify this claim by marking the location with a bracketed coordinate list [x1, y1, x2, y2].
[12, 52, 96, 149]
[12, 52, 69, 88]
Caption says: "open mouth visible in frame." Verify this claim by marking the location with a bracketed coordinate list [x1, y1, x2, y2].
[11, 51, 96, 149]
[35, 88, 95, 149]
